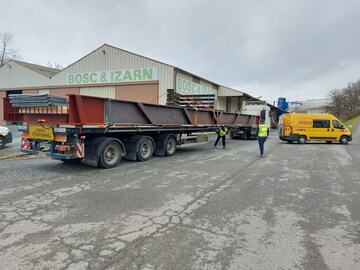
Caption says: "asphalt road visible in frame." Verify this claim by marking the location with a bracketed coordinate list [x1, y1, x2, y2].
[0, 126, 359, 270]
[0, 126, 22, 157]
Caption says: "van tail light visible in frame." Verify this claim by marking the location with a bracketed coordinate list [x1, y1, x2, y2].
[289, 126, 293, 134]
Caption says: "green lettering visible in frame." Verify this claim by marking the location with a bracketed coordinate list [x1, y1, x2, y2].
[177, 78, 183, 90]
[188, 82, 194, 93]
[134, 70, 142, 81]
[123, 70, 133, 81]
[115, 71, 121, 82]
[75, 74, 82, 84]
[68, 75, 74, 84]
[83, 73, 89, 83]
[101, 72, 107, 82]
[143, 68, 152, 80]
[90, 73, 97, 83]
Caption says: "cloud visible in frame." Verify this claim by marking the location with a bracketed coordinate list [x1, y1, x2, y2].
[2, 0, 360, 104]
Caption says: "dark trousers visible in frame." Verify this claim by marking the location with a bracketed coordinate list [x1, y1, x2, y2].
[214, 135, 226, 148]
[258, 136, 267, 155]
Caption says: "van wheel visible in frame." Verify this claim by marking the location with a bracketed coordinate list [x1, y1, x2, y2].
[287, 141, 293, 144]
[298, 136, 307, 144]
[340, 136, 349, 145]
[0, 137, 4, 149]
[326, 141, 332, 144]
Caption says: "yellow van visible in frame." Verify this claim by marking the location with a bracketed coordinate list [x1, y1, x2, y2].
[279, 113, 352, 144]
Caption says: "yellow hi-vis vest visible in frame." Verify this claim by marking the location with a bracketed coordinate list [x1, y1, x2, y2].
[258, 124, 268, 137]
[219, 128, 227, 136]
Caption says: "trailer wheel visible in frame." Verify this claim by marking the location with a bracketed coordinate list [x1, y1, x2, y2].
[340, 136, 349, 145]
[136, 137, 154, 161]
[297, 136, 307, 144]
[164, 136, 177, 156]
[98, 140, 122, 168]
[0, 137, 4, 149]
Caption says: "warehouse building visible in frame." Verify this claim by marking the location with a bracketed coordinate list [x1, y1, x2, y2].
[0, 44, 261, 125]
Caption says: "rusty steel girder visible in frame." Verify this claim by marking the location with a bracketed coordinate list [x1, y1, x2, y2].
[4, 94, 258, 127]
[68, 95, 257, 127]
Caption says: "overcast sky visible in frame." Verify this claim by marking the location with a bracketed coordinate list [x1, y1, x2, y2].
[2, 0, 360, 104]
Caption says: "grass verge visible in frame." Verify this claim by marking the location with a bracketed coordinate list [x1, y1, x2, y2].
[344, 115, 360, 132]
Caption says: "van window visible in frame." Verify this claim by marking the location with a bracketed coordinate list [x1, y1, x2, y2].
[313, 120, 330, 128]
[332, 120, 344, 129]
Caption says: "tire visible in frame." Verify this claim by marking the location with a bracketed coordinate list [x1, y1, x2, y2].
[98, 140, 122, 169]
[164, 136, 176, 156]
[0, 137, 4, 149]
[326, 141, 332, 144]
[297, 136, 307, 144]
[340, 136, 349, 145]
[136, 137, 154, 161]
[287, 141, 293, 144]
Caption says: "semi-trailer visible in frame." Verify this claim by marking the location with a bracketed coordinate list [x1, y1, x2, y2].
[3, 94, 259, 168]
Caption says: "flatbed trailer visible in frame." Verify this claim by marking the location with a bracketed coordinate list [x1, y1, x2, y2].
[3, 94, 259, 168]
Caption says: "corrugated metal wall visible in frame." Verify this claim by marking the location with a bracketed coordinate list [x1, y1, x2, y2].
[38, 89, 50, 94]
[39, 88, 80, 96]
[217, 97, 227, 111]
[80, 86, 115, 98]
[50, 88, 80, 96]
[218, 86, 244, 97]
[115, 83, 158, 104]
[51, 44, 174, 105]
[22, 90, 38, 95]
[231, 97, 239, 113]
[0, 62, 51, 89]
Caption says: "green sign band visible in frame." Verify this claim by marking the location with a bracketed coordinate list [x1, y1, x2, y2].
[176, 77, 216, 96]
[68, 67, 157, 84]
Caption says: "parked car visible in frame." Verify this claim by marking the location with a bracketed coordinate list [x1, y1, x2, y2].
[0, 126, 13, 148]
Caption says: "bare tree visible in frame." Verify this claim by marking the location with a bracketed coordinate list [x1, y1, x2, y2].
[0, 31, 20, 67]
[327, 79, 360, 121]
[46, 61, 63, 70]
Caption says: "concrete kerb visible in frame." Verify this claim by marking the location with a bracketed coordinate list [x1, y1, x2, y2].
[0, 152, 29, 160]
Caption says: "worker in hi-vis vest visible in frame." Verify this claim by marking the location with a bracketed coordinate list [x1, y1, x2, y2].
[257, 119, 269, 157]
[214, 126, 228, 149]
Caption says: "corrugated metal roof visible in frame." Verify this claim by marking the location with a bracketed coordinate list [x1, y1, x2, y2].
[13, 60, 61, 78]
[289, 99, 331, 112]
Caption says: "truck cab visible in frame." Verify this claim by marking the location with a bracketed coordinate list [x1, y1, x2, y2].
[241, 101, 271, 127]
